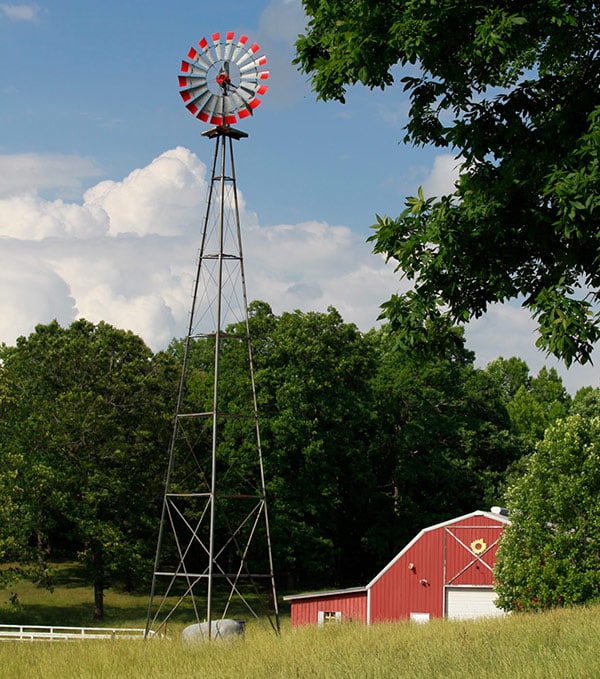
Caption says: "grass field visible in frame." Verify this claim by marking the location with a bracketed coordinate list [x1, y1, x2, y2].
[1, 564, 599, 678]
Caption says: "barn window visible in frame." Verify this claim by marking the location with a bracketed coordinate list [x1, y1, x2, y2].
[317, 611, 342, 626]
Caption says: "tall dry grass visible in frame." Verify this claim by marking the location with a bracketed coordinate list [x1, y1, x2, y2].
[1, 606, 599, 678]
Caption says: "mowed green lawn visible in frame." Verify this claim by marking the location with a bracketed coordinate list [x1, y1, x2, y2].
[1, 564, 599, 678]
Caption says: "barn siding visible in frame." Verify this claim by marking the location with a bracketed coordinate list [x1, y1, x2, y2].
[289, 590, 367, 627]
[369, 528, 445, 622]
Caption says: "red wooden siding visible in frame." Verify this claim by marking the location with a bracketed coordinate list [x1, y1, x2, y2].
[289, 589, 367, 627]
[368, 513, 507, 622]
[369, 525, 446, 622]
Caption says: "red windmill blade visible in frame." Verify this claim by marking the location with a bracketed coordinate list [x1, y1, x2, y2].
[178, 32, 269, 125]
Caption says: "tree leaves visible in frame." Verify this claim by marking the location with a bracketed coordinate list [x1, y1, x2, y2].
[297, 1, 600, 365]
[495, 415, 600, 611]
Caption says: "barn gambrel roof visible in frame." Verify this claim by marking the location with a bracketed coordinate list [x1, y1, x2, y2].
[366, 509, 510, 589]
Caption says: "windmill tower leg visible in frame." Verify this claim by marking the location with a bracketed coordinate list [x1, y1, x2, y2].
[145, 125, 280, 639]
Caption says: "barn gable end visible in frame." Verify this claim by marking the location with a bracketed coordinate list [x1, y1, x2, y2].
[367, 511, 510, 623]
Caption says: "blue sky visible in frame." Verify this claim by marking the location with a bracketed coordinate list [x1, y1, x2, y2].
[0, 1, 597, 392]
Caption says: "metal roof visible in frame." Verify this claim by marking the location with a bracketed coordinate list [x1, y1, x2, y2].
[283, 586, 366, 602]
[365, 510, 510, 589]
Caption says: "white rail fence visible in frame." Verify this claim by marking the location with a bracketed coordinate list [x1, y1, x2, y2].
[0, 624, 154, 642]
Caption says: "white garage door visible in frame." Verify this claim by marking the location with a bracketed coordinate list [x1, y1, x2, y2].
[445, 587, 504, 620]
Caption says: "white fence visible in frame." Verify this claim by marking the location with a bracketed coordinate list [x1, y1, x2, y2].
[0, 624, 154, 642]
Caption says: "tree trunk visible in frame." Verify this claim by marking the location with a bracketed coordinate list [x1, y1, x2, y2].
[92, 546, 104, 620]
[93, 579, 104, 620]
[35, 528, 50, 587]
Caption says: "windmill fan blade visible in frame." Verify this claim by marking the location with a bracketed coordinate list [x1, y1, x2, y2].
[180, 83, 209, 105]
[230, 34, 249, 64]
[212, 32, 223, 62]
[239, 84, 257, 98]
[239, 55, 267, 75]
[223, 31, 236, 63]
[236, 43, 267, 70]
[180, 60, 209, 77]
[240, 73, 267, 89]
[228, 90, 248, 114]
[197, 36, 210, 54]
[186, 47, 212, 71]
[221, 96, 238, 125]
[197, 36, 217, 66]
[197, 93, 220, 123]
[184, 89, 212, 116]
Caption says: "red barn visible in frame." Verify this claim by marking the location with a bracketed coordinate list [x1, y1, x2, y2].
[284, 510, 510, 626]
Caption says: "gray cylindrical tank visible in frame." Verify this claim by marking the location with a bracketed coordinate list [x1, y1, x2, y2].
[181, 619, 245, 643]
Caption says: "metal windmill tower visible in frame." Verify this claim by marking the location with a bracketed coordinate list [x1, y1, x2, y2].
[145, 31, 279, 639]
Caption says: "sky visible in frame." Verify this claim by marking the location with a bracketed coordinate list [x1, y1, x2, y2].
[0, 0, 597, 393]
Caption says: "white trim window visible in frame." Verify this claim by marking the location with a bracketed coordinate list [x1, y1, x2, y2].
[317, 611, 342, 626]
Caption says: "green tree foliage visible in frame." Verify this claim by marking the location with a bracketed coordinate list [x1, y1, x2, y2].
[369, 328, 521, 554]
[0, 310, 537, 597]
[486, 359, 570, 444]
[247, 304, 379, 587]
[0, 320, 177, 618]
[162, 304, 378, 587]
[495, 415, 600, 611]
[295, 1, 600, 365]
[570, 386, 600, 418]
[506, 367, 571, 441]
[485, 357, 531, 402]
[485, 360, 571, 492]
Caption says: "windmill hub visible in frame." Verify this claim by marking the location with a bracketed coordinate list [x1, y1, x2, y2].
[215, 71, 230, 88]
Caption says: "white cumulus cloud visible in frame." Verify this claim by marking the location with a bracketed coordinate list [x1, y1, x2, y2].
[0, 193, 108, 240]
[0, 147, 401, 351]
[0, 153, 102, 197]
[422, 153, 462, 197]
[84, 147, 208, 237]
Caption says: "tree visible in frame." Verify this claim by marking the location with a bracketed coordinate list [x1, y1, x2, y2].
[369, 327, 521, 552]
[485, 361, 571, 492]
[485, 357, 531, 402]
[160, 304, 526, 589]
[505, 366, 571, 441]
[249, 304, 379, 587]
[570, 386, 600, 418]
[295, 1, 600, 365]
[0, 321, 176, 618]
[164, 303, 380, 589]
[495, 415, 600, 612]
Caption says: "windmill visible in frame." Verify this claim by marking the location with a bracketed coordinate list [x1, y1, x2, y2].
[145, 32, 279, 640]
